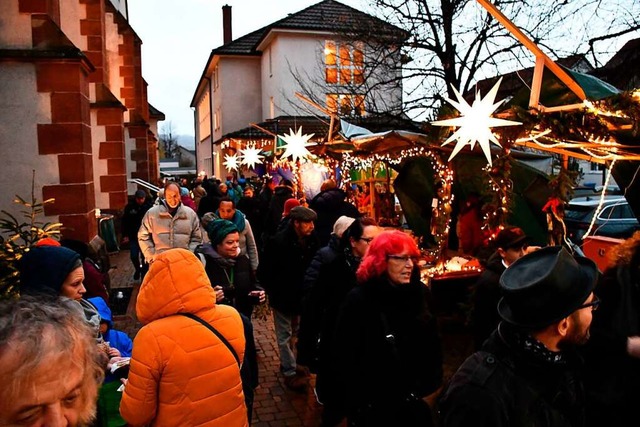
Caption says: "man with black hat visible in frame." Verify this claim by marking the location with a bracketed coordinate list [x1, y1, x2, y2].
[121, 189, 152, 280]
[469, 226, 538, 349]
[258, 206, 319, 391]
[439, 246, 600, 427]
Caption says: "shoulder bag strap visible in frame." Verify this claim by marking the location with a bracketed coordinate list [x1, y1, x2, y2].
[178, 312, 240, 366]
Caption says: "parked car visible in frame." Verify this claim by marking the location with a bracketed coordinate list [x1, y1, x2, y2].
[571, 185, 622, 199]
[565, 197, 640, 243]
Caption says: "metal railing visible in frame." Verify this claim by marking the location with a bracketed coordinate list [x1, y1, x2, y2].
[128, 178, 160, 194]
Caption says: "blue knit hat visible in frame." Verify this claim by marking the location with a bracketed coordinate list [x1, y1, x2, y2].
[206, 219, 239, 246]
[19, 246, 81, 296]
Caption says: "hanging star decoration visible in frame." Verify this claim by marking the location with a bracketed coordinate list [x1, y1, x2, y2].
[278, 127, 315, 162]
[431, 77, 521, 165]
[223, 153, 239, 171]
[240, 145, 264, 169]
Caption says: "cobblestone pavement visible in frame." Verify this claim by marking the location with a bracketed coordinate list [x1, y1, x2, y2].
[108, 249, 472, 426]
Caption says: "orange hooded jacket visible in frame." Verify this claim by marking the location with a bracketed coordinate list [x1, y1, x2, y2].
[120, 249, 248, 427]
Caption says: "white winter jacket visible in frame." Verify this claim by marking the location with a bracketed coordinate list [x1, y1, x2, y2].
[138, 202, 203, 263]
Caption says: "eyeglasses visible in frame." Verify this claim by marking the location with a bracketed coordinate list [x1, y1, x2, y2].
[387, 255, 417, 264]
[358, 237, 374, 244]
[578, 296, 600, 312]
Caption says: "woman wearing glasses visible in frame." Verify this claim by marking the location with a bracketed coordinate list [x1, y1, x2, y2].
[327, 230, 443, 426]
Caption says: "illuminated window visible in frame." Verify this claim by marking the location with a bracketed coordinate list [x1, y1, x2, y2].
[326, 94, 365, 116]
[325, 41, 364, 85]
[198, 90, 211, 139]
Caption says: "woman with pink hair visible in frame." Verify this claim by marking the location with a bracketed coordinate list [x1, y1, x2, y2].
[327, 230, 443, 426]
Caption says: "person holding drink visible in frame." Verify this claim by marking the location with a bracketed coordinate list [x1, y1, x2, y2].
[195, 219, 265, 421]
[195, 218, 265, 317]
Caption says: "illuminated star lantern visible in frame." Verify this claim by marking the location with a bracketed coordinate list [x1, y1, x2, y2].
[223, 153, 239, 171]
[431, 77, 521, 165]
[278, 127, 315, 162]
[240, 145, 264, 169]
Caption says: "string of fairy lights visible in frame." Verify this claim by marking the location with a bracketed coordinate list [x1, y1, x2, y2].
[212, 82, 637, 278]
[341, 146, 455, 261]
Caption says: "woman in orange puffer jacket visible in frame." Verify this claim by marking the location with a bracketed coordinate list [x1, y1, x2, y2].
[120, 248, 248, 426]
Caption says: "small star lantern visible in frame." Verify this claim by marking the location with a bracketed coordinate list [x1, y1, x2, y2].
[431, 77, 521, 165]
[278, 127, 315, 162]
[223, 153, 239, 171]
[240, 145, 264, 169]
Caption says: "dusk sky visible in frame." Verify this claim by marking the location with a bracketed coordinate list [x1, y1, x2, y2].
[128, 0, 364, 145]
[127, 0, 637, 148]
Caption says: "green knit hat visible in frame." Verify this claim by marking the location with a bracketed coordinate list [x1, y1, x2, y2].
[206, 219, 239, 246]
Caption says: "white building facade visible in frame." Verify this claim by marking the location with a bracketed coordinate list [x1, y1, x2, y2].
[191, 0, 405, 179]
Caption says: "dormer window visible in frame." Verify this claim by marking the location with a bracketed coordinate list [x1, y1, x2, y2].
[325, 41, 364, 85]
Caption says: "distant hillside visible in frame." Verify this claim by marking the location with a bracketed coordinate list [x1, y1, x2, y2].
[177, 135, 195, 149]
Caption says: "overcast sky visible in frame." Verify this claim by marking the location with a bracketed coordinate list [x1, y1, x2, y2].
[127, 0, 364, 144]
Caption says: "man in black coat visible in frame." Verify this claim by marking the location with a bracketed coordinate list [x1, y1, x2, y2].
[298, 216, 381, 425]
[261, 179, 295, 246]
[121, 189, 152, 280]
[469, 226, 533, 349]
[439, 246, 600, 427]
[309, 179, 360, 246]
[258, 206, 319, 391]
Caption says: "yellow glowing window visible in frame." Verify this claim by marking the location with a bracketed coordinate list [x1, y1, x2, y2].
[325, 40, 364, 85]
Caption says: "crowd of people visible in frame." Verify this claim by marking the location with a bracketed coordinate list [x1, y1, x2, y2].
[3, 173, 640, 427]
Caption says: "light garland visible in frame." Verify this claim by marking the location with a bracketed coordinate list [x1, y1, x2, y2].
[582, 158, 618, 240]
[584, 100, 630, 119]
[481, 151, 513, 236]
[341, 146, 455, 260]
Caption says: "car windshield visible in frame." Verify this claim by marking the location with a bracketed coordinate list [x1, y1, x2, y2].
[565, 204, 594, 221]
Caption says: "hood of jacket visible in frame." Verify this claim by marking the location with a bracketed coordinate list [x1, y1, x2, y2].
[88, 296, 112, 326]
[214, 209, 246, 232]
[136, 248, 216, 324]
[311, 188, 348, 211]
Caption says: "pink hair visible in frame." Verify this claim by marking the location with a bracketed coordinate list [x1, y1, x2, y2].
[356, 230, 420, 283]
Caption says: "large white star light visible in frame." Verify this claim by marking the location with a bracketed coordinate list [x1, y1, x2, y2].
[240, 145, 264, 169]
[278, 127, 315, 162]
[431, 78, 521, 165]
[223, 153, 239, 171]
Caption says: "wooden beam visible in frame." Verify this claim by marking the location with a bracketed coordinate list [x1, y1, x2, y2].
[249, 123, 278, 152]
[295, 92, 334, 116]
[529, 56, 545, 108]
[476, 0, 586, 101]
[537, 103, 586, 113]
[249, 123, 276, 137]
[514, 140, 608, 164]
